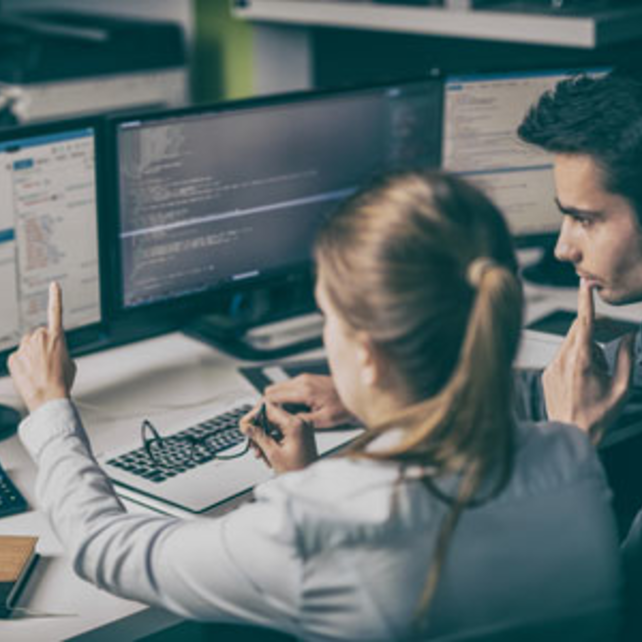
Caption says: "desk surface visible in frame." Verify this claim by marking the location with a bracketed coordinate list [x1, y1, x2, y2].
[0, 333, 269, 641]
[2, 278, 642, 640]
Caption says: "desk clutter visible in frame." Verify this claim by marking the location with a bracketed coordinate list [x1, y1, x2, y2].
[0, 534, 38, 618]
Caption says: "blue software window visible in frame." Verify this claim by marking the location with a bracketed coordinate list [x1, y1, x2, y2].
[0, 127, 101, 352]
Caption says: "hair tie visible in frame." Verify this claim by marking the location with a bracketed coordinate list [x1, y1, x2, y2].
[466, 258, 496, 289]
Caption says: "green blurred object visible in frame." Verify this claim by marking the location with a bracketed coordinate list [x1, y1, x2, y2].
[193, 0, 254, 102]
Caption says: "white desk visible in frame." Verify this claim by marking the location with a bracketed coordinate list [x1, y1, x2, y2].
[0, 333, 270, 641]
[2, 274, 642, 640]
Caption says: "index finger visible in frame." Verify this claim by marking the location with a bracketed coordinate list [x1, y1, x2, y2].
[575, 278, 595, 342]
[48, 282, 63, 335]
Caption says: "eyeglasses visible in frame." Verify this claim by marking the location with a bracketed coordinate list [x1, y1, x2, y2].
[141, 419, 251, 471]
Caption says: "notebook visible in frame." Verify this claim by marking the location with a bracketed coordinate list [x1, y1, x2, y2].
[0, 535, 39, 618]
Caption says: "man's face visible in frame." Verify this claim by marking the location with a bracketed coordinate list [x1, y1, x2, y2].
[553, 153, 642, 305]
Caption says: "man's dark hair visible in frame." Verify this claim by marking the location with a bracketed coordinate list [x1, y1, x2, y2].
[518, 71, 642, 222]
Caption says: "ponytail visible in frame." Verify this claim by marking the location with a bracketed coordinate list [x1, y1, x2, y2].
[343, 257, 523, 625]
[413, 260, 522, 620]
[348, 260, 521, 471]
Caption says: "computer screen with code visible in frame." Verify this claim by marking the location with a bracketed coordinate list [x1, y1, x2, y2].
[114, 80, 442, 310]
[0, 123, 102, 358]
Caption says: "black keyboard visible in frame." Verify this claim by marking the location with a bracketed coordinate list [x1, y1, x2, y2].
[0, 463, 28, 518]
[106, 404, 252, 484]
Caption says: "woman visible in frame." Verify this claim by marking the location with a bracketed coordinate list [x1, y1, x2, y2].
[10, 171, 621, 640]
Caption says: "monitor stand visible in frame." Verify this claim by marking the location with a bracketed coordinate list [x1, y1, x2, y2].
[0, 404, 21, 441]
[521, 245, 579, 288]
[183, 311, 324, 361]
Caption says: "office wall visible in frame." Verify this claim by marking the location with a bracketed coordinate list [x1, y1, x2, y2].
[312, 28, 642, 89]
[4, 0, 194, 38]
[7, 0, 256, 102]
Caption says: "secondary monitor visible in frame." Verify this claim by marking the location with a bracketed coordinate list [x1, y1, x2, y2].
[442, 67, 609, 244]
[0, 118, 104, 437]
[111, 80, 442, 316]
[0, 120, 104, 367]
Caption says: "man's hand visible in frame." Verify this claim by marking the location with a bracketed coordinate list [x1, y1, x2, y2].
[264, 374, 355, 429]
[542, 279, 635, 443]
[8, 282, 77, 413]
[240, 402, 318, 474]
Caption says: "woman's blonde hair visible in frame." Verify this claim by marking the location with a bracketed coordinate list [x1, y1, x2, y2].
[314, 171, 523, 620]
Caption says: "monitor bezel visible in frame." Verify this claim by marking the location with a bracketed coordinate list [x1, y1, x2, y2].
[0, 116, 109, 374]
[105, 75, 444, 326]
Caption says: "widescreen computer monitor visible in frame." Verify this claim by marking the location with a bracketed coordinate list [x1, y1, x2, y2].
[110, 79, 443, 346]
[0, 119, 104, 434]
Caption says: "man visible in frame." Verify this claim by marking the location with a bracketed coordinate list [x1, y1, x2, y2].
[516, 72, 642, 441]
[518, 69, 642, 612]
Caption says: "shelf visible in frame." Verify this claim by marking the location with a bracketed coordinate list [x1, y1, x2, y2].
[233, 1, 642, 49]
